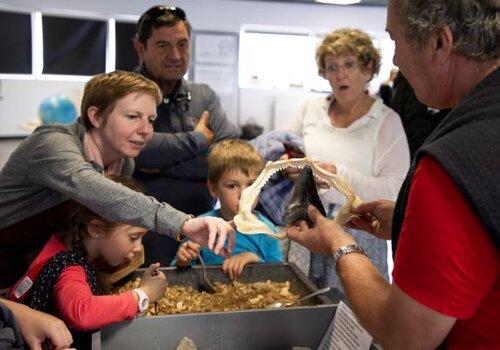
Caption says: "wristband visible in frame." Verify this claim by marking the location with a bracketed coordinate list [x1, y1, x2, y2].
[175, 215, 195, 242]
[132, 288, 150, 315]
[333, 244, 367, 270]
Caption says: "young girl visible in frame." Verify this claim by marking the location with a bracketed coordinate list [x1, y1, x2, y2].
[9, 176, 166, 347]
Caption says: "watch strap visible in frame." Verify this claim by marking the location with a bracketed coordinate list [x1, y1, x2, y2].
[132, 288, 150, 315]
[333, 244, 367, 270]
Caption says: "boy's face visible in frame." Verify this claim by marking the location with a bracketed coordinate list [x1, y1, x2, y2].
[208, 168, 259, 220]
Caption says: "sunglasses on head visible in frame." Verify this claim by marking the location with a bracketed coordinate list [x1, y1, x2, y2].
[143, 5, 186, 21]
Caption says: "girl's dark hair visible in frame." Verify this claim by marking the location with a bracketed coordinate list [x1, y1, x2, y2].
[56, 175, 144, 253]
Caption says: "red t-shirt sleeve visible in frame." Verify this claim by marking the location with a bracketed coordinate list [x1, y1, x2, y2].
[53, 266, 137, 331]
[393, 156, 498, 319]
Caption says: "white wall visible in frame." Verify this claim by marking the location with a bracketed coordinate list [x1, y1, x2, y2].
[0, 79, 85, 137]
[0, 0, 388, 163]
[1, 0, 387, 33]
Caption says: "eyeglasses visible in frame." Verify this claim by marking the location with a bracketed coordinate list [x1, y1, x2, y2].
[143, 6, 186, 21]
[325, 59, 359, 74]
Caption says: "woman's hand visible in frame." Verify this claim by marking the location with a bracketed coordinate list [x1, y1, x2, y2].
[181, 217, 235, 257]
[222, 252, 259, 281]
[176, 241, 201, 267]
[316, 161, 337, 174]
[139, 263, 167, 302]
[279, 154, 301, 182]
[315, 161, 337, 188]
[347, 200, 395, 240]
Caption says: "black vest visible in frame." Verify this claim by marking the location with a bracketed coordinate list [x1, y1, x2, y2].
[392, 68, 500, 256]
[27, 250, 99, 350]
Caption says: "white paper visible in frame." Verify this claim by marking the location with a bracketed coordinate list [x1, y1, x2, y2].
[193, 64, 238, 123]
[194, 33, 237, 65]
[329, 301, 373, 350]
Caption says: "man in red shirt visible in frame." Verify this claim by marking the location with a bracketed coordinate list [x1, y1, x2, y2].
[286, 0, 499, 349]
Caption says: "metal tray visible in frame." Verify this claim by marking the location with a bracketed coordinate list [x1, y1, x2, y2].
[92, 263, 337, 350]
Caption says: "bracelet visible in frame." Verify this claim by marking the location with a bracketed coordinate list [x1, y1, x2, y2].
[174, 215, 195, 242]
[333, 244, 367, 270]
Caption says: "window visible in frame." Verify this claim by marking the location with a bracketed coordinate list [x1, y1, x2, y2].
[239, 29, 320, 90]
[42, 15, 106, 75]
[239, 27, 395, 93]
[115, 21, 138, 71]
[0, 11, 32, 74]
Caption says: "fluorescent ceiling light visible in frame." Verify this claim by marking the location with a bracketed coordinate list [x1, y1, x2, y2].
[315, 0, 362, 4]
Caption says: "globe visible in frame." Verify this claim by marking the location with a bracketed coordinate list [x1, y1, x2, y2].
[38, 94, 77, 125]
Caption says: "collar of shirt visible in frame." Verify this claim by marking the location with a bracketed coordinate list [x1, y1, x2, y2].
[136, 64, 190, 103]
[322, 94, 384, 132]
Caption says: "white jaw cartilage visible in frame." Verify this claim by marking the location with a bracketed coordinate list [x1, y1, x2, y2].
[233, 157, 363, 239]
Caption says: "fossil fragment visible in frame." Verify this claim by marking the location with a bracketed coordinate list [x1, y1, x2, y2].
[282, 166, 326, 227]
[115, 279, 299, 315]
[176, 337, 197, 350]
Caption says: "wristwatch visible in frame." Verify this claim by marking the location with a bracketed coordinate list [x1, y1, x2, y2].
[132, 288, 150, 315]
[333, 244, 367, 270]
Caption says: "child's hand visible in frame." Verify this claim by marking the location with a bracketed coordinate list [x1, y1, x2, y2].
[222, 252, 259, 281]
[139, 263, 166, 302]
[176, 241, 201, 267]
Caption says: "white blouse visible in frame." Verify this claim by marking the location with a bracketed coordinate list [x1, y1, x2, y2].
[289, 95, 410, 206]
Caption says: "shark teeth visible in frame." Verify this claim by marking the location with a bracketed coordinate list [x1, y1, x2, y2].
[234, 157, 363, 239]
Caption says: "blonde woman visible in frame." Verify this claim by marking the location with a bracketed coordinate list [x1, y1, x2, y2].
[285, 28, 409, 292]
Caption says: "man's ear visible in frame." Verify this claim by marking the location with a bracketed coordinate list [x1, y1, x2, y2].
[207, 180, 218, 199]
[87, 106, 102, 129]
[432, 25, 454, 65]
[87, 219, 105, 238]
[133, 37, 146, 62]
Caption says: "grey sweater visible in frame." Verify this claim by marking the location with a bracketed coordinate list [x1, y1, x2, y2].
[0, 118, 189, 238]
[135, 76, 239, 175]
[133, 74, 238, 218]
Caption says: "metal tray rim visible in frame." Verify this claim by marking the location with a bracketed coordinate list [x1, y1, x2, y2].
[121, 262, 333, 307]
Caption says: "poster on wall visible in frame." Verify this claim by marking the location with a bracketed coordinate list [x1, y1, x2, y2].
[194, 33, 238, 65]
[192, 32, 239, 126]
[194, 64, 238, 123]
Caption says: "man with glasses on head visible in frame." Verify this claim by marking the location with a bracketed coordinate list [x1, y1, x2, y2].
[132, 6, 238, 266]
